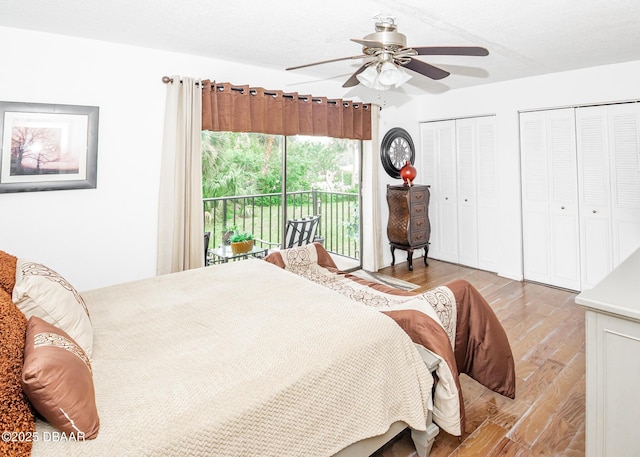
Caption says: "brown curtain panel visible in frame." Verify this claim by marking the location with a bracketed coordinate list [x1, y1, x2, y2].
[201, 80, 371, 140]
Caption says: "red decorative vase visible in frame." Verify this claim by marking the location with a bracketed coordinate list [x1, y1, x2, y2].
[400, 160, 417, 186]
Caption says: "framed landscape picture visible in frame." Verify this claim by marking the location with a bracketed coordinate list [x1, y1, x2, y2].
[0, 101, 99, 193]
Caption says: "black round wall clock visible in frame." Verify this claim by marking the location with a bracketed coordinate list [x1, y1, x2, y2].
[380, 127, 415, 179]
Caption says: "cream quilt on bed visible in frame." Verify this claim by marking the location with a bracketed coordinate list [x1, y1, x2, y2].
[31, 260, 433, 457]
[273, 244, 463, 435]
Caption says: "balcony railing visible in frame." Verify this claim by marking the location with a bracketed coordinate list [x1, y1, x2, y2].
[203, 190, 360, 260]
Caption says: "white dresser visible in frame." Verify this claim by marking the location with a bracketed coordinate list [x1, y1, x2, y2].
[575, 247, 640, 457]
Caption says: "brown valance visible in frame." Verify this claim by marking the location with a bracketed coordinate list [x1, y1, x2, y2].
[201, 80, 372, 140]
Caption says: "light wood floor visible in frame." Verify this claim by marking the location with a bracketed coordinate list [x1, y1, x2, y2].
[371, 257, 585, 457]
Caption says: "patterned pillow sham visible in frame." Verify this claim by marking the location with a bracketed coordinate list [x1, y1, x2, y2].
[12, 259, 93, 358]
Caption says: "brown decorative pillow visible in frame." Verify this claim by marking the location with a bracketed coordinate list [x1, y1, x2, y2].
[0, 289, 35, 457]
[13, 258, 94, 358]
[22, 316, 100, 440]
[0, 249, 17, 295]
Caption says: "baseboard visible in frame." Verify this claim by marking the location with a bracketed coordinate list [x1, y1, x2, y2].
[497, 271, 523, 282]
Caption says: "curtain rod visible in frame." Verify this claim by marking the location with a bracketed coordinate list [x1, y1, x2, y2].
[162, 76, 370, 109]
[162, 76, 200, 86]
[211, 85, 369, 108]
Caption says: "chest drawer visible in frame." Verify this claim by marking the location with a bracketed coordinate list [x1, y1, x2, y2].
[411, 203, 427, 217]
[411, 230, 429, 245]
[411, 188, 428, 204]
[411, 215, 428, 231]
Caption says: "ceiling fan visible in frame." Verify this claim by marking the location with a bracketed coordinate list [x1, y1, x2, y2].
[286, 16, 489, 90]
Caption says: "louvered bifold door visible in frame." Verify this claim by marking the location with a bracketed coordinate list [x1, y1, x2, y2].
[520, 111, 551, 284]
[456, 118, 479, 268]
[520, 109, 580, 290]
[577, 103, 640, 289]
[576, 105, 613, 289]
[546, 109, 581, 290]
[607, 103, 640, 267]
[475, 116, 498, 272]
[420, 120, 457, 262]
[420, 123, 438, 258]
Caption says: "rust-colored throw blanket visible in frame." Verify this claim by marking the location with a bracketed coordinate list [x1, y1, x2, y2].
[264, 243, 516, 436]
[0, 250, 36, 457]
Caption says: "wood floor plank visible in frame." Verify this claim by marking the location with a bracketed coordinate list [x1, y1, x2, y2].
[534, 416, 582, 454]
[486, 437, 532, 457]
[462, 394, 502, 435]
[509, 356, 585, 449]
[374, 259, 585, 457]
[507, 401, 556, 448]
[454, 421, 509, 457]
[516, 359, 566, 406]
[563, 418, 586, 456]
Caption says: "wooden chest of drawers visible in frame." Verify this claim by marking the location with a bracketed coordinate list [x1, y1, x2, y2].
[386, 184, 431, 271]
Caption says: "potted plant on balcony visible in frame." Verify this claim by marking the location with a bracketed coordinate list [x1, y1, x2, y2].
[222, 225, 237, 246]
[229, 231, 254, 254]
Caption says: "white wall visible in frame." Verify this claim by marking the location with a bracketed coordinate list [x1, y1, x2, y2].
[0, 27, 349, 290]
[411, 60, 640, 280]
[4, 26, 638, 288]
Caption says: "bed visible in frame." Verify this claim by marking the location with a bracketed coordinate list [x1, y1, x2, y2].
[1, 249, 440, 457]
[0, 244, 514, 457]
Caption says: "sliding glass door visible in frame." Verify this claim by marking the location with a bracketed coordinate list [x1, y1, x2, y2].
[202, 131, 362, 267]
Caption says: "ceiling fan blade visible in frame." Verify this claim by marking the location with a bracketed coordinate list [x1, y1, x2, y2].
[342, 64, 369, 88]
[286, 55, 369, 71]
[412, 46, 489, 57]
[403, 59, 450, 80]
[350, 38, 385, 48]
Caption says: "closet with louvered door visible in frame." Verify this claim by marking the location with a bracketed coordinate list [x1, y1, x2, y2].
[520, 102, 640, 291]
[520, 108, 581, 290]
[576, 103, 640, 290]
[419, 116, 498, 270]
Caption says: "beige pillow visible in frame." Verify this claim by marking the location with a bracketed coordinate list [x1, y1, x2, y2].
[22, 316, 100, 440]
[12, 259, 93, 358]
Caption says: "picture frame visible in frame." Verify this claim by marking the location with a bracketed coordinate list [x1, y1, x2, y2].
[0, 101, 99, 193]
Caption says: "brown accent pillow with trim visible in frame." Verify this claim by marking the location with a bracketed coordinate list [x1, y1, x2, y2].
[0, 289, 35, 457]
[22, 316, 100, 440]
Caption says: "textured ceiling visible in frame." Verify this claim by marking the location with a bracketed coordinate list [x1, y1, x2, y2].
[1, 0, 639, 97]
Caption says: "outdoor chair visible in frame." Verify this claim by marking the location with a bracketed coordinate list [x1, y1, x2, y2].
[204, 231, 211, 265]
[256, 215, 321, 252]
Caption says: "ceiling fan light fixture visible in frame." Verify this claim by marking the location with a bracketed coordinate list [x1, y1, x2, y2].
[356, 64, 392, 90]
[378, 62, 412, 88]
[286, 18, 489, 89]
[393, 66, 412, 88]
